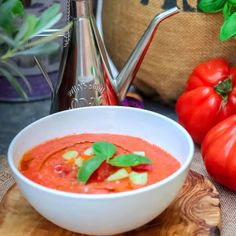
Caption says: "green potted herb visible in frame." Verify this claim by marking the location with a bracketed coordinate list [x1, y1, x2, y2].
[0, 0, 70, 100]
[199, 0, 236, 41]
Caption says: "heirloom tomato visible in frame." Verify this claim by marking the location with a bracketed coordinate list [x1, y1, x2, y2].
[176, 58, 236, 144]
[202, 115, 236, 191]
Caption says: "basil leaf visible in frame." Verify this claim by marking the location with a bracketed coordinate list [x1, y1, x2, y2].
[223, 2, 232, 20]
[77, 155, 104, 183]
[220, 12, 236, 41]
[109, 154, 152, 167]
[198, 0, 226, 12]
[92, 142, 116, 160]
[228, 0, 236, 6]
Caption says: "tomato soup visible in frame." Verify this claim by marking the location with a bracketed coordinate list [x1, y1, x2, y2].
[19, 133, 180, 194]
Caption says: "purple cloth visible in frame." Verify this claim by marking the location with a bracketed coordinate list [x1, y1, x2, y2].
[121, 96, 144, 109]
[0, 72, 58, 102]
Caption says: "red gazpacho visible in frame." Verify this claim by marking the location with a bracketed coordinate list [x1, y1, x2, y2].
[19, 133, 180, 194]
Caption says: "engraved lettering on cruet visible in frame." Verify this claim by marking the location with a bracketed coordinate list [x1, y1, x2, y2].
[67, 79, 105, 109]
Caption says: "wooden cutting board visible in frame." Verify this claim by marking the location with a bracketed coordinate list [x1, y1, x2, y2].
[0, 171, 221, 236]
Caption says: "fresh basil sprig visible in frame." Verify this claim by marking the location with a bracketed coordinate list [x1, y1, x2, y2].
[199, 0, 236, 41]
[108, 154, 152, 167]
[77, 155, 105, 183]
[220, 12, 236, 40]
[78, 142, 116, 183]
[223, 2, 232, 20]
[92, 142, 116, 160]
[77, 141, 152, 183]
[198, 0, 226, 12]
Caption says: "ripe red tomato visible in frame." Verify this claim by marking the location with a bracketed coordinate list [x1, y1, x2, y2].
[132, 164, 153, 172]
[89, 161, 116, 182]
[176, 58, 236, 144]
[202, 115, 236, 191]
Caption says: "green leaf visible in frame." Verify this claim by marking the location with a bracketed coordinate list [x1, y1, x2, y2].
[228, 0, 236, 6]
[109, 154, 152, 167]
[77, 155, 104, 183]
[1, 61, 32, 92]
[92, 141, 117, 160]
[223, 2, 232, 20]
[31, 13, 62, 38]
[32, 4, 62, 37]
[0, 0, 15, 28]
[15, 4, 62, 42]
[0, 68, 27, 99]
[26, 22, 72, 48]
[223, 2, 235, 20]
[0, 0, 17, 23]
[220, 12, 236, 41]
[15, 42, 59, 56]
[0, 0, 22, 34]
[198, 0, 226, 12]
[0, 33, 19, 48]
[12, 0, 24, 16]
[15, 15, 39, 42]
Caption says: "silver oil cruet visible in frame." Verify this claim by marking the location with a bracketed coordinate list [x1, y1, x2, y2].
[36, 0, 179, 113]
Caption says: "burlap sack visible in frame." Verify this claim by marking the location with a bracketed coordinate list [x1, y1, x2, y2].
[102, 0, 236, 104]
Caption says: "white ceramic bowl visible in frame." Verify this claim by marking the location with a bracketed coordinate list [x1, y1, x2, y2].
[8, 106, 194, 235]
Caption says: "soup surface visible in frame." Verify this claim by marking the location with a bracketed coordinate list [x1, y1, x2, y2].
[19, 133, 180, 194]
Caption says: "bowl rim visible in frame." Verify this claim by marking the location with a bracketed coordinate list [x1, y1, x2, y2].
[8, 106, 194, 200]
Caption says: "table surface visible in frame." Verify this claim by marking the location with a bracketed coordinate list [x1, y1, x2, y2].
[0, 99, 176, 155]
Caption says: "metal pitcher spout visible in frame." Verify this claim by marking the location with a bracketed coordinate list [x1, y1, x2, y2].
[115, 7, 179, 101]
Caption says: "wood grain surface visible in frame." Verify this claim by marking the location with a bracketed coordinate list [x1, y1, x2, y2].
[0, 171, 221, 236]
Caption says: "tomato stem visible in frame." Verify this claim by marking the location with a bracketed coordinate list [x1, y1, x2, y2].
[214, 78, 232, 101]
